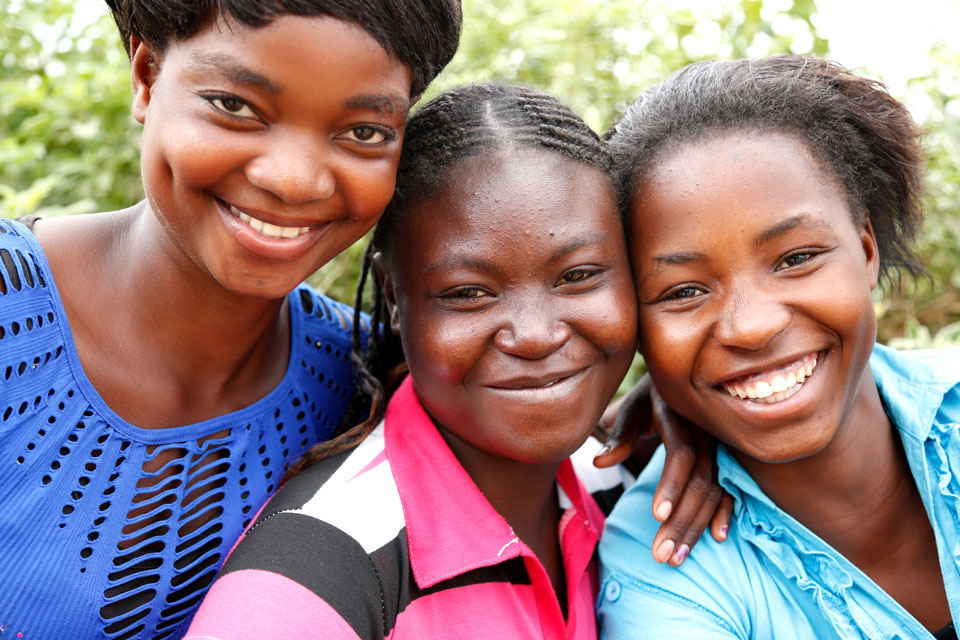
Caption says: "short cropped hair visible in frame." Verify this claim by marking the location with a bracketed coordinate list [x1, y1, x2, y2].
[606, 55, 927, 281]
[105, 0, 462, 97]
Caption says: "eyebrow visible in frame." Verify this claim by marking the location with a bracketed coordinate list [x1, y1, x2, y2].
[650, 251, 708, 266]
[548, 233, 613, 263]
[423, 255, 497, 276]
[345, 94, 409, 116]
[190, 54, 282, 94]
[755, 213, 831, 246]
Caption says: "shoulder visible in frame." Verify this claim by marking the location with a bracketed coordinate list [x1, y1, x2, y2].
[0, 218, 51, 302]
[599, 447, 753, 638]
[291, 284, 368, 353]
[205, 428, 406, 640]
[567, 436, 634, 517]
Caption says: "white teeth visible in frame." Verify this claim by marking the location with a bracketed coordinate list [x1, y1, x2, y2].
[721, 352, 820, 404]
[770, 375, 787, 393]
[228, 204, 310, 239]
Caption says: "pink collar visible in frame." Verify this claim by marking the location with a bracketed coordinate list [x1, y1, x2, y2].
[384, 376, 604, 589]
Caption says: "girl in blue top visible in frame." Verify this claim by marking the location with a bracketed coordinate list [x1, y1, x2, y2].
[598, 55, 960, 639]
[0, 2, 461, 638]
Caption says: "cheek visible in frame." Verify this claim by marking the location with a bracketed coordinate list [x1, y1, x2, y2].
[144, 120, 241, 191]
[341, 155, 400, 221]
[638, 309, 697, 383]
[400, 309, 489, 385]
[590, 286, 639, 359]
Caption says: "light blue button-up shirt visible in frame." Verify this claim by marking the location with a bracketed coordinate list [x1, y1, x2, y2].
[598, 344, 960, 639]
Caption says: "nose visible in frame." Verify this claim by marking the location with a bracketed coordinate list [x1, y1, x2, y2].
[712, 287, 791, 350]
[493, 300, 572, 360]
[245, 132, 336, 205]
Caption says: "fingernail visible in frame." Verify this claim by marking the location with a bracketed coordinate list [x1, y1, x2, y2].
[719, 525, 729, 540]
[654, 500, 672, 521]
[671, 544, 689, 565]
[596, 444, 611, 457]
[655, 539, 675, 563]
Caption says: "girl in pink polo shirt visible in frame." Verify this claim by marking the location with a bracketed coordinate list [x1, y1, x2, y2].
[186, 83, 643, 639]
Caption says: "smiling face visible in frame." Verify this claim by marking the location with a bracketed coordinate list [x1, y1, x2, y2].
[631, 132, 880, 464]
[132, 14, 412, 298]
[381, 149, 637, 468]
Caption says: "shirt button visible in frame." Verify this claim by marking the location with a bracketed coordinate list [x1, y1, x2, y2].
[604, 579, 622, 602]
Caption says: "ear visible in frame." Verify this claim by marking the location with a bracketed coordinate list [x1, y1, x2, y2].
[860, 215, 880, 290]
[130, 37, 160, 124]
[373, 251, 402, 335]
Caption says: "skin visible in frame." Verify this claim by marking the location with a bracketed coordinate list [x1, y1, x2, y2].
[379, 148, 637, 604]
[32, 14, 412, 428]
[630, 131, 950, 630]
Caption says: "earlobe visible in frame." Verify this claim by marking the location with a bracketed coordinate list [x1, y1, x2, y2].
[373, 252, 402, 334]
[130, 37, 159, 124]
[860, 216, 880, 290]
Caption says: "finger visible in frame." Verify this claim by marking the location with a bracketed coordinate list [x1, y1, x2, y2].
[668, 484, 725, 567]
[649, 387, 697, 520]
[592, 420, 644, 468]
[709, 492, 735, 542]
[650, 442, 712, 563]
[595, 395, 626, 442]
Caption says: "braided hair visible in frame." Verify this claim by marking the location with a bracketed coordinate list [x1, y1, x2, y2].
[293, 83, 613, 468]
[605, 55, 927, 283]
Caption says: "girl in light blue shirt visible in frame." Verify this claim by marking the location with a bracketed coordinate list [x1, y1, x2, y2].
[598, 55, 960, 639]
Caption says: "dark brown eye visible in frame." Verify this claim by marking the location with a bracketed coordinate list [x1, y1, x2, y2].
[343, 126, 389, 144]
[206, 95, 257, 119]
[219, 97, 246, 112]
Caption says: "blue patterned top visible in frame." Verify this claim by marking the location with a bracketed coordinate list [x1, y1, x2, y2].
[598, 344, 960, 639]
[0, 218, 361, 639]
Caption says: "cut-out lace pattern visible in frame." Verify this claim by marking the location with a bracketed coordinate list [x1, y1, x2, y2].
[0, 219, 359, 639]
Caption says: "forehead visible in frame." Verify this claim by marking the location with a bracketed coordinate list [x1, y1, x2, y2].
[170, 13, 412, 101]
[631, 132, 849, 241]
[411, 149, 618, 241]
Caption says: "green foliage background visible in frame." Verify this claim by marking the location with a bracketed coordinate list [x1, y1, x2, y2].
[2, 0, 958, 390]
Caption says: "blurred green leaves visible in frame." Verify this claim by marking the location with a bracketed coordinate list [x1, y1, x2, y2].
[1, 0, 956, 355]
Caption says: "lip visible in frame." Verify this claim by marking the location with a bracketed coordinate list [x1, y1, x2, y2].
[712, 350, 829, 421]
[714, 350, 823, 387]
[215, 197, 334, 261]
[483, 367, 589, 403]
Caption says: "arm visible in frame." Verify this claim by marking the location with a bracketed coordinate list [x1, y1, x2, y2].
[593, 375, 734, 565]
[185, 511, 384, 640]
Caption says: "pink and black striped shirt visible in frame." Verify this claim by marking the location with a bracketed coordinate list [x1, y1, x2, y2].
[186, 376, 629, 639]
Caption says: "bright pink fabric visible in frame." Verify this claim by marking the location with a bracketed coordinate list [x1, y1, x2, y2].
[385, 376, 604, 639]
[184, 569, 361, 640]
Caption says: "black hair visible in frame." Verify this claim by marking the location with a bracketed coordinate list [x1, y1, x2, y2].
[105, 0, 462, 97]
[605, 55, 927, 283]
[293, 83, 614, 466]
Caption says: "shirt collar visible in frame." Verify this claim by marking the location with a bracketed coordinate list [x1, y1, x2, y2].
[384, 376, 600, 589]
[870, 343, 960, 441]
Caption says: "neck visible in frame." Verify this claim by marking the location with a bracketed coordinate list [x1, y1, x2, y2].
[38, 204, 293, 426]
[735, 367, 921, 564]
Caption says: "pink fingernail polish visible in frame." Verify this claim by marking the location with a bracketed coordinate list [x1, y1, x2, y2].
[673, 544, 689, 564]
[720, 525, 729, 538]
